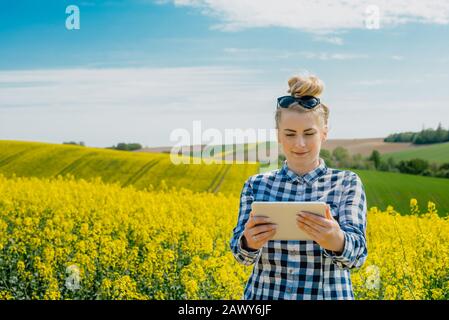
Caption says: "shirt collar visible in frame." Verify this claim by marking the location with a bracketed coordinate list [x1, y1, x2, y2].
[280, 157, 328, 185]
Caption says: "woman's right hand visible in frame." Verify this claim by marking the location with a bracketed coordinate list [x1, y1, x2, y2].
[242, 210, 277, 251]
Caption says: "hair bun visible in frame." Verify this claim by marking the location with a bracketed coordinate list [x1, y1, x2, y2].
[287, 74, 324, 98]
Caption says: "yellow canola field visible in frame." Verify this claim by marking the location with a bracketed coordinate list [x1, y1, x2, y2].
[0, 174, 448, 300]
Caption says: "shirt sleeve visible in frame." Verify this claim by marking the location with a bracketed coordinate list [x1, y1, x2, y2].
[323, 171, 368, 270]
[229, 177, 261, 266]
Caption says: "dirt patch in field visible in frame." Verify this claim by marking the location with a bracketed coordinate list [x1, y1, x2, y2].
[134, 138, 425, 158]
[322, 138, 424, 157]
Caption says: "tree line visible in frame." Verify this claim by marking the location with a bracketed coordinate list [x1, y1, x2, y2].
[62, 141, 143, 151]
[107, 143, 143, 151]
[277, 147, 449, 179]
[324, 148, 449, 179]
[384, 123, 449, 145]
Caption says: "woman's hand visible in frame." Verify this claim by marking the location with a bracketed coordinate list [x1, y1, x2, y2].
[296, 205, 345, 254]
[242, 210, 277, 251]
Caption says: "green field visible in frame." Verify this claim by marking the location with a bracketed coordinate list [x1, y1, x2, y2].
[382, 141, 449, 164]
[0, 140, 258, 195]
[1, 140, 448, 216]
[353, 169, 449, 215]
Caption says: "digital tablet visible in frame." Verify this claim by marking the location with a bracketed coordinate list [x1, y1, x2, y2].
[251, 201, 328, 241]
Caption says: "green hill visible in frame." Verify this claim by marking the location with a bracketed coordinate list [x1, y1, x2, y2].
[352, 168, 449, 216]
[0, 140, 258, 195]
[381, 141, 449, 164]
[1, 140, 448, 216]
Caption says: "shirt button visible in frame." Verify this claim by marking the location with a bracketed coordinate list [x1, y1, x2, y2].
[286, 287, 292, 293]
[288, 268, 294, 274]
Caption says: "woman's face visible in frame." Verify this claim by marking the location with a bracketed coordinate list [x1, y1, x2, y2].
[277, 109, 327, 170]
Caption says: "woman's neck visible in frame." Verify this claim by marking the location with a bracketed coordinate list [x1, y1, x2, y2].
[287, 158, 320, 176]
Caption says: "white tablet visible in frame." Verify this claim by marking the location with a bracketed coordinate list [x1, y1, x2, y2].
[251, 201, 328, 241]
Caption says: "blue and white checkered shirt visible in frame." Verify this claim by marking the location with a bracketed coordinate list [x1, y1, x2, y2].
[230, 158, 367, 300]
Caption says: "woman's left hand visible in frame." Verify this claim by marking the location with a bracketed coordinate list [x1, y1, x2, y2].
[296, 205, 345, 254]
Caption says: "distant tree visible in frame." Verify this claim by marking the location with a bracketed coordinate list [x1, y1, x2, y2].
[397, 158, 429, 175]
[384, 132, 416, 143]
[436, 163, 449, 178]
[413, 125, 449, 145]
[332, 146, 350, 167]
[413, 129, 434, 144]
[387, 157, 398, 172]
[439, 163, 449, 171]
[378, 160, 389, 171]
[63, 141, 85, 146]
[116, 143, 128, 150]
[385, 124, 449, 145]
[368, 150, 381, 170]
[112, 143, 142, 151]
[435, 123, 447, 143]
[127, 143, 142, 151]
[319, 148, 334, 167]
[351, 153, 370, 170]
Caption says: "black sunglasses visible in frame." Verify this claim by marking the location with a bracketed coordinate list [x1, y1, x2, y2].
[277, 95, 321, 110]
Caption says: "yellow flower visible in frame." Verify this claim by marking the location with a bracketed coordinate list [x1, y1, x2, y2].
[17, 260, 26, 273]
[0, 173, 448, 300]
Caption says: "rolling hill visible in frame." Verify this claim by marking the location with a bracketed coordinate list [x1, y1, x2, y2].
[352, 168, 449, 215]
[1, 140, 448, 216]
[382, 141, 449, 164]
[0, 140, 258, 195]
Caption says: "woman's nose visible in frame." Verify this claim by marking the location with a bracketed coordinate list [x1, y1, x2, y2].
[295, 137, 306, 147]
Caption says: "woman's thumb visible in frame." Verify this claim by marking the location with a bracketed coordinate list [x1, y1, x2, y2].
[325, 205, 333, 220]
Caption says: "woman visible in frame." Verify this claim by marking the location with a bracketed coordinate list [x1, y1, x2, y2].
[229, 73, 368, 300]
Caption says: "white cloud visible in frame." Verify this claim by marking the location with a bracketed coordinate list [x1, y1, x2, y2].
[313, 35, 344, 45]
[0, 67, 276, 112]
[162, 0, 449, 32]
[221, 48, 368, 61]
[1, 66, 447, 147]
[298, 52, 369, 60]
[423, 72, 449, 78]
[350, 77, 430, 86]
[0, 66, 283, 147]
[223, 47, 261, 54]
[391, 55, 404, 61]
[351, 79, 400, 86]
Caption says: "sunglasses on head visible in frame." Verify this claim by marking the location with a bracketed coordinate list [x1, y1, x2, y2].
[277, 95, 321, 110]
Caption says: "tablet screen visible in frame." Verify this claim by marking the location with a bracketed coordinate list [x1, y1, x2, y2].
[251, 201, 328, 241]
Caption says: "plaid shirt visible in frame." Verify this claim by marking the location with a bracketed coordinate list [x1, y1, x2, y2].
[230, 158, 368, 300]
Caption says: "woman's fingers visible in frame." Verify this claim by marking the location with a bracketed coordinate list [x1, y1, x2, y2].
[247, 213, 272, 228]
[247, 211, 255, 227]
[251, 229, 277, 242]
[297, 221, 319, 238]
[297, 211, 331, 228]
[251, 223, 277, 236]
[325, 205, 331, 219]
[297, 218, 324, 234]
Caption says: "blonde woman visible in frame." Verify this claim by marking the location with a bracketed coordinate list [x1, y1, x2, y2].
[230, 73, 367, 300]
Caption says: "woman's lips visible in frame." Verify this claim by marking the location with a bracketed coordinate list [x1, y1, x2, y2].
[292, 151, 309, 156]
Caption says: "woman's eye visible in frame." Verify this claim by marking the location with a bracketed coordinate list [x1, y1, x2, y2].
[285, 134, 295, 137]
[305, 133, 315, 136]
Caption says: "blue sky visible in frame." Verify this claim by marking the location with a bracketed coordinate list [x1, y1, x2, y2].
[1, 0, 449, 147]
